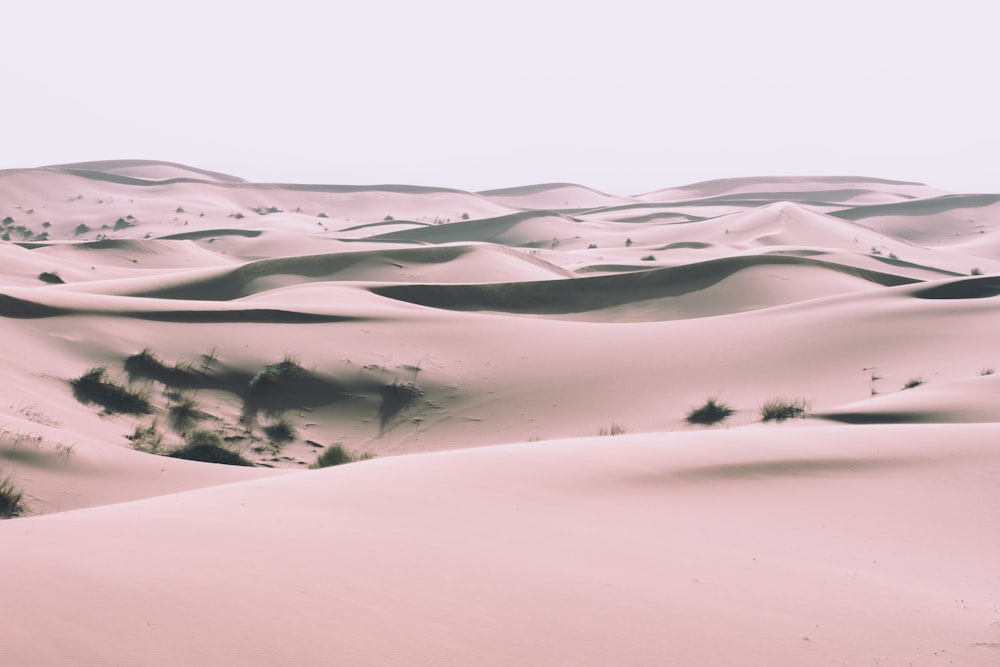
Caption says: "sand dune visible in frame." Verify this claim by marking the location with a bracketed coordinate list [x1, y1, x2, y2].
[640, 174, 949, 202]
[1, 162, 998, 666]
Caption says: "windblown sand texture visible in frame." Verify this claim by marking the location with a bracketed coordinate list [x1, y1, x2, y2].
[1, 160, 998, 665]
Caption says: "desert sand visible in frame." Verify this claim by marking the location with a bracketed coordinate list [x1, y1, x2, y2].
[0, 160, 998, 665]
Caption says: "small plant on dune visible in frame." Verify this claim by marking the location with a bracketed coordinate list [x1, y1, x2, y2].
[38, 271, 64, 284]
[168, 429, 253, 466]
[902, 377, 925, 390]
[383, 215, 394, 221]
[759, 398, 810, 422]
[73, 223, 90, 236]
[971, 267, 983, 275]
[200, 347, 218, 371]
[168, 393, 209, 434]
[175, 207, 185, 214]
[317, 212, 328, 218]
[461, 212, 470, 220]
[686, 397, 735, 426]
[127, 420, 163, 454]
[113, 217, 133, 231]
[378, 380, 423, 431]
[249, 353, 306, 393]
[588, 243, 598, 249]
[641, 255, 656, 261]
[980, 368, 995, 376]
[229, 212, 245, 219]
[625, 238, 633, 247]
[309, 443, 374, 469]
[70, 367, 152, 415]
[263, 416, 297, 446]
[252, 206, 281, 215]
[597, 422, 627, 436]
[0, 470, 27, 519]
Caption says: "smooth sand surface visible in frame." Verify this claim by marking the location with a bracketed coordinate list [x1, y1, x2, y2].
[1, 161, 998, 665]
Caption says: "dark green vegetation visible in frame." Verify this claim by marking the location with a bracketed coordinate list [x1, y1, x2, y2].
[759, 398, 810, 422]
[0, 471, 27, 519]
[310, 443, 374, 469]
[167, 430, 253, 466]
[685, 398, 735, 426]
[71, 348, 425, 467]
[38, 271, 64, 284]
[70, 367, 152, 415]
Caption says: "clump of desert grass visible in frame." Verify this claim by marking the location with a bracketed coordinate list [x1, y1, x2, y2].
[168, 429, 253, 466]
[0, 470, 27, 519]
[167, 393, 210, 433]
[685, 397, 735, 426]
[127, 420, 163, 454]
[310, 443, 374, 469]
[902, 377, 925, 390]
[759, 398, 809, 422]
[70, 367, 152, 415]
[597, 422, 627, 436]
[378, 381, 422, 431]
[263, 416, 297, 447]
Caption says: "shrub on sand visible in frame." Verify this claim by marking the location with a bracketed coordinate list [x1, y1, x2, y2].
[168, 393, 209, 433]
[686, 397, 734, 426]
[0, 471, 27, 519]
[249, 354, 307, 394]
[70, 367, 151, 415]
[597, 422, 627, 436]
[38, 271, 64, 284]
[759, 398, 809, 422]
[127, 420, 163, 454]
[168, 430, 253, 466]
[310, 443, 374, 469]
[902, 377, 925, 390]
[263, 416, 297, 446]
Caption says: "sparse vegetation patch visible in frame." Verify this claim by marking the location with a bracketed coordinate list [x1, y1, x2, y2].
[168, 430, 253, 466]
[70, 367, 151, 415]
[310, 443, 373, 468]
[686, 398, 734, 426]
[0, 470, 27, 519]
[597, 422, 627, 436]
[759, 398, 809, 422]
[38, 271, 64, 284]
[263, 416, 297, 446]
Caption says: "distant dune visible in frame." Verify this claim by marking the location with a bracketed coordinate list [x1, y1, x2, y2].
[1, 161, 998, 666]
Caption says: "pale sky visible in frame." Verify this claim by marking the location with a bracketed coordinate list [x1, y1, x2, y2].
[3, 0, 998, 194]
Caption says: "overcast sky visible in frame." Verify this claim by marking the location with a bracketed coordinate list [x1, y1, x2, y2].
[3, 0, 998, 194]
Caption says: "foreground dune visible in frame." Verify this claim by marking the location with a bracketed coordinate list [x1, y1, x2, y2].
[1, 161, 998, 665]
[3, 426, 999, 665]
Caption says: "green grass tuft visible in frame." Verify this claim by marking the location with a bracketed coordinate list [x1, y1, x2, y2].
[70, 367, 151, 415]
[759, 398, 809, 422]
[310, 443, 374, 469]
[0, 470, 27, 519]
[686, 397, 735, 426]
[263, 416, 297, 445]
[168, 430, 253, 466]
[597, 422, 627, 436]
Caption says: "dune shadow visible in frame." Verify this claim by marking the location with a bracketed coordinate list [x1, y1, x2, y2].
[913, 276, 1000, 300]
[669, 456, 914, 482]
